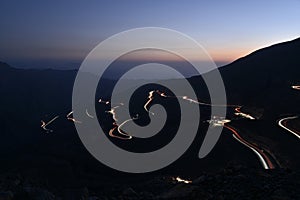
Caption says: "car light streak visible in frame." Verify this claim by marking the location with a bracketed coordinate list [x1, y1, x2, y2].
[278, 116, 300, 139]
[108, 122, 132, 140]
[41, 116, 59, 133]
[292, 85, 300, 90]
[117, 114, 139, 136]
[234, 107, 255, 120]
[85, 109, 94, 118]
[232, 134, 269, 169]
[207, 116, 231, 127]
[66, 111, 82, 123]
[144, 91, 155, 115]
[224, 125, 275, 169]
[146, 90, 239, 108]
[172, 176, 192, 184]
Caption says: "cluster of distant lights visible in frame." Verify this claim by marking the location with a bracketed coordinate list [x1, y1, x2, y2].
[207, 116, 231, 127]
[207, 107, 256, 127]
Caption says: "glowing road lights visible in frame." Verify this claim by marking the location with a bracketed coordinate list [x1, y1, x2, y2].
[41, 116, 59, 133]
[292, 85, 300, 90]
[66, 111, 82, 123]
[85, 109, 94, 118]
[39, 97, 277, 170]
[106, 106, 120, 122]
[109, 123, 132, 140]
[232, 134, 269, 169]
[100, 99, 136, 140]
[172, 177, 192, 184]
[145, 90, 218, 107]
[117, 114, 139, 135]
[234, 107, 255, 120]
[234, 112, 255, 120]
[40, 89, 273, 171]
[98, 99, 110, 104]
[205, 114, 274, 170]
[278, 116, 300, 139]
[207, 116, 231, 127]
[156, 91, 167, 97]
[40, 91, 238, 139]
[144, 91, 155, 115]
[224, 125, 275, 170]
[97, 90, 231, 140]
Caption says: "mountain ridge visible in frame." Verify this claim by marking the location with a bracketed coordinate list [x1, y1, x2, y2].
[222, 37, 300, 69]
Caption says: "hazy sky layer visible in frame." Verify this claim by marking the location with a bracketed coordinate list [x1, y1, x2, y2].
[0, 0, 299, 69]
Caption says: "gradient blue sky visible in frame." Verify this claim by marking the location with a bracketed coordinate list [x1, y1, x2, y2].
[0, 0, 299, 69]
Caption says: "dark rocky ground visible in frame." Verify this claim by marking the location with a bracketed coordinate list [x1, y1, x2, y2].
[0, 164, 299, 200]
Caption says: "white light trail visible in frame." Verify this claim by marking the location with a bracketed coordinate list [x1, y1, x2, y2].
[278, 116, 300, 139]
[172, 177, 192, 184]
[234, 107, 255, 120]
[292, 85, 300, 90]
[66, 111, 82, 123]
[41, 116, 59, 133]
[144, 91, 155, 115]
[207, 116, 231, 127]
[232, 134, 269, 170]
[108, 123, 132, 140]
[85, 109, 94, 118]
[117, 114, 139, 136]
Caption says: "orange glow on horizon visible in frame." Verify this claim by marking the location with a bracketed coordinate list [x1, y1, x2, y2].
[113, 46, 256, 67]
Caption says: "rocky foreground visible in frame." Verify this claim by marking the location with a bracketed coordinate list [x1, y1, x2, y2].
[0, 164, 299, 200]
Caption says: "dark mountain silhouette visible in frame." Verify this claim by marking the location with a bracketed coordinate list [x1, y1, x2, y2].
[222, 37, 300, 105]
[0, 38, 300, 198]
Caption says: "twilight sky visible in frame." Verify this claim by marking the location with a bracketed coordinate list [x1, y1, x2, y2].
[0, 0, 299, 69]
